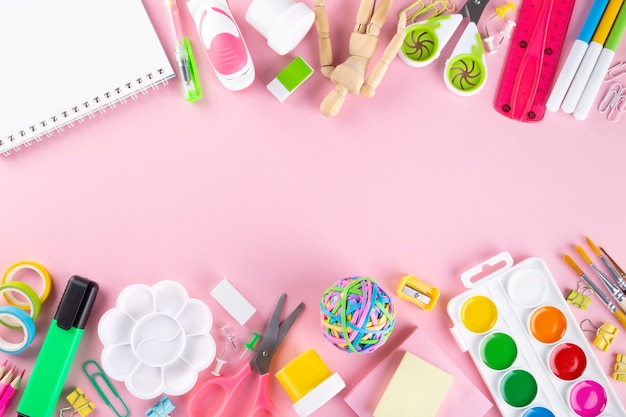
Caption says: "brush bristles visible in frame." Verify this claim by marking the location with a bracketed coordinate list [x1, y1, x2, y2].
[586, 236, 603, 257]
[576, 245, 593, 264]
[564, 254, 584, 275]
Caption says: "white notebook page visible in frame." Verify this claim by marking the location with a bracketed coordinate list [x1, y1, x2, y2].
[0, 0, 174, 154]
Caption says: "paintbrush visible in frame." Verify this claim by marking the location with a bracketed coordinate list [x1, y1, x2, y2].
[586, 237, 626, 292]
[564, 254, 626, 329]
[599, 245, 626, 291]
[576, 245, 626, 309]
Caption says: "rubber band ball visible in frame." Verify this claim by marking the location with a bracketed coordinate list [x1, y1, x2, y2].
[320, 276, 396, 354]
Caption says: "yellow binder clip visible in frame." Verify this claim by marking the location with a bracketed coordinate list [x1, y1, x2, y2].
[566, 282, 592, 310]
[581, 319, 618, 352]
[59, 388, 95, 417]
[396, 274, 439, 311]
[613, 353, 626, 382]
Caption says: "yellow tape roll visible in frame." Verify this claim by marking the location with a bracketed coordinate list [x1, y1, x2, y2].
[2, 261, 52, 306]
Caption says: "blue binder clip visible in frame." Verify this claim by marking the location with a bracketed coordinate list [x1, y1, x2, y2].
[146, 396, 175, 417]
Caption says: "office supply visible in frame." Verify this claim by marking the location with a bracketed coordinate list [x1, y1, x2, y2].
[564, 254, 626, 329]
[320, 276, 395, 354]
[59, 388, 96, 417]
[0, 0, 175, 155]
[188, 293, 304, 417]
[146, 396, 175, 417]
[17, 276, 99, 417]
[493, 0, 575, 121]
[344, 327, 493, 417]
[211, 325, 238, 376]
[240, 332, 262, 360]
[581, 319, 618, 351]
[275, 348, 345, 417]
[447, 252, 626, 416]
[0, 282, 40, 329]
[613, 353, 626, 381]
[400, 0, 490, 96]
[245, 0, 315, 55]
[210, 278, 256, 325]
[546, 0, 610, 111]
[575, 3, 626, 119]
[373, 351, 453, 417]
[599, 82, 626, 120]
[562, 0, 625, 113]
[187, 0, 255, 91]
[566, 282, 592, 309]
[606, 61, 626, 79]
[0, 306, 35, 354]
[587, 237, 626, 291]
[0, 368, 23, 417]
[267, 57, 315, 102]
[84, 360, 130, 417]
[165, 0, 202, 101]
[484, 19, 516, 54]
[1, 261, 52, 306]
[396, 274, 439, 310]
[98, 281, 216, 399]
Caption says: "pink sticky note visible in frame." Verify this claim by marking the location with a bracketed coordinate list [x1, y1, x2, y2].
[344, 327, 493, 417]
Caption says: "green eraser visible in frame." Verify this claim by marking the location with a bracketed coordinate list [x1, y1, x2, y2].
[267, 56, 314, 102]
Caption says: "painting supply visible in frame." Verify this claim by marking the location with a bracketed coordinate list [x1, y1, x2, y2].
[320, 276, 395, 354]
[493, 0, 576, 121]
[396, 274, 440, 310]
[267, 57, 314, 102]
[447, 252, 626, 416]
[373, 351, 453, 417]
[546, 0, 610, 111]
[587, 237, 626, 291]
[601, 246, 626, 289]
[575, 245, 626, 310]
[564, 254, 626, 329]
[275, 348, 345, 417]
[574, 1, 626, 119]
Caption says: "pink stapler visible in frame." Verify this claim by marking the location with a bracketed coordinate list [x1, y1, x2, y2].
[187, 0, 255, 91]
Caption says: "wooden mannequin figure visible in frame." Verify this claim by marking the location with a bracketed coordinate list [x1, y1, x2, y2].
[314, 0, 407, 117]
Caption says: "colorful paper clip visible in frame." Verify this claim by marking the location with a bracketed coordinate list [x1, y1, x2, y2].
[396, 274, 439, 310]
[613, 353, 626, 382]
[83, 360, 130, 417]
[581, 319, 618, 352]
[566, 282, 593, 310]
[146, 396, 175, 417]
[58, 388, 95, 417]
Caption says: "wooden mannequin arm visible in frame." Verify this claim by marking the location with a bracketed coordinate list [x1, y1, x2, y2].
[315, 0, 334, 77]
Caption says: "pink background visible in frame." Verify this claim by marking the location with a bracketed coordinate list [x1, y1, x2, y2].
[2, 0, 626, 415]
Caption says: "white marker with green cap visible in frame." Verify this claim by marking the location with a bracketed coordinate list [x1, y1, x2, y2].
[575, 2, 626, 119]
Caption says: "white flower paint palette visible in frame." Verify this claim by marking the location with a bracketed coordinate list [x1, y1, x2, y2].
[98, 280, 216, 399]
[447, 252, 626, 417]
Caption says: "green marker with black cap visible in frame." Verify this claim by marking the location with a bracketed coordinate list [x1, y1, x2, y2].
[17, 276, 98, 417]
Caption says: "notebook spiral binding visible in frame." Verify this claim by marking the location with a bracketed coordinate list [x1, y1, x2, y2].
[1, 68, 170, 156]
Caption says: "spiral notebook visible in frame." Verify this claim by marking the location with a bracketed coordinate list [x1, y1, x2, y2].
[0, 0, 175, 156]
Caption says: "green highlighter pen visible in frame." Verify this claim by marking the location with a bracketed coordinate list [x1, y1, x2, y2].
[17, 276, 98, 417]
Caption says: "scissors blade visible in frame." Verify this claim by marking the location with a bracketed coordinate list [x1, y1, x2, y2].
[462, 0, 489, 24]
[252, 295, 305, 375]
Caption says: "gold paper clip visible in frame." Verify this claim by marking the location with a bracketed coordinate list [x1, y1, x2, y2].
[83, 360, 130, 417]
[566, 282, 593, 310]
[581, 319, 618, 352]
[58, 388, 95, 417]
[613, 353, 626, 381]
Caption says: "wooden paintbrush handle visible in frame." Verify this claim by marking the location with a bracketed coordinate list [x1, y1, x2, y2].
[613, 308, 626, 330]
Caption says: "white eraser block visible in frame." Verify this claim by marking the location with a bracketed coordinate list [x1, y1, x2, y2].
[267, 56, 313, 102]
[293, 373, 346, 417]
[210, 279, 256, 325]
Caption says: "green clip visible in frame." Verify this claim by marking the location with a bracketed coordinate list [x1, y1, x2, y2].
[83, 360, 130, 417]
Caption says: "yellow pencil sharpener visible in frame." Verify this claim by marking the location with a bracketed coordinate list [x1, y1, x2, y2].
[275, 349, 345, 417]
[396, 274, 440, 310]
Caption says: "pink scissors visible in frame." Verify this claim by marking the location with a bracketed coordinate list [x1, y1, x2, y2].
[188, 293, 304, 417]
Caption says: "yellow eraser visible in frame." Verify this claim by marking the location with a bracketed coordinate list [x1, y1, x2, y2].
[276, 349, 332, 402]
[396, 275, 440, 310]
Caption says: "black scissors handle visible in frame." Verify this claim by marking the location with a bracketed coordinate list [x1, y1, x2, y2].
[462, 0, 490, 24]
[252, 294, 305, 374]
